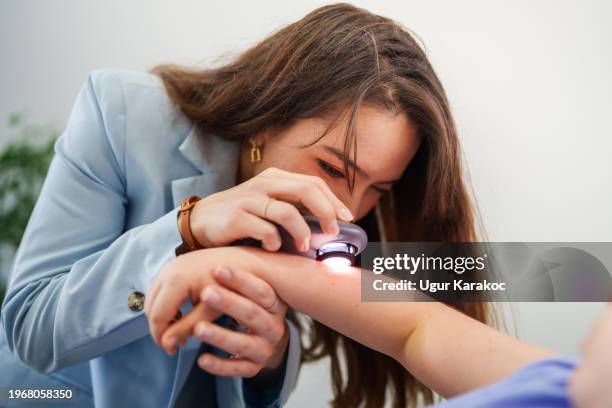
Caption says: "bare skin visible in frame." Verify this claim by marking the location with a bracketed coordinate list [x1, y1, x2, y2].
[569, 304, 612, 408]
[148, 246, 555, 399]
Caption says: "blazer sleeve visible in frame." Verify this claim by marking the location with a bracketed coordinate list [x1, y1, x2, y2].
[0, 70, 184, 373]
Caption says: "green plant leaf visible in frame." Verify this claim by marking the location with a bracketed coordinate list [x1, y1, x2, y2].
[0, 115, 57, 281]
[7, 112, 22, 127]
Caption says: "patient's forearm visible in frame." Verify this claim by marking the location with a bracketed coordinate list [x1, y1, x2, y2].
[401, 303, 555, 397]
[250, 249, 418, 361]
[248, 248, 555, 398]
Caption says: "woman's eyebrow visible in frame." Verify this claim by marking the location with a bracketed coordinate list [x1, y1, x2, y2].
[321, 145, 401, 184]
[320, 145, 369, 178]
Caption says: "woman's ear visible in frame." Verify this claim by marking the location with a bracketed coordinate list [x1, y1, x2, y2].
[249, 129, 272, 147]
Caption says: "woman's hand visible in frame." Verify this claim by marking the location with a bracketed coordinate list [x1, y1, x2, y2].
[190, 167, 353, 252]
[144, 249, 220, 350]
[194, 267, 289, 376]
[144, 247, 290, 376]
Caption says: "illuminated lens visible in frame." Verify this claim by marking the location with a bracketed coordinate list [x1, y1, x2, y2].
[321, 256, 352, 272]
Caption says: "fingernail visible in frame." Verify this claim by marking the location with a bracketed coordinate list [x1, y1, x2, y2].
[202, 287, 220, 305]
[195, 322, 210, 338]
[339, 208, 354, 221]
[271, 239, 282, 251]
[166, 337, 177, 347]
[300, 238, 310, 252]
[199, 355, 211, 367]
[215, 266, 232, 280]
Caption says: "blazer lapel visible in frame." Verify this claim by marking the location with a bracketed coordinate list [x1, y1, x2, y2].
[171, 126, 242, 208]
[168, 126, 242, 405]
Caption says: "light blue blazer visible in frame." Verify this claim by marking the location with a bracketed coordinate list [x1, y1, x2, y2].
[0, 69, 301, 407]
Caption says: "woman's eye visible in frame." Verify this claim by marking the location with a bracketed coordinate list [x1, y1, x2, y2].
[372, 186, 390, 194]
[318, 159, 345, 178]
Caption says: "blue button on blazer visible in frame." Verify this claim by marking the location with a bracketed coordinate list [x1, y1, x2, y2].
[0, 68, 301, 408]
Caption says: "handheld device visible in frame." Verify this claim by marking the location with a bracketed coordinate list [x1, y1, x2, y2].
[232, 215, 368, 269]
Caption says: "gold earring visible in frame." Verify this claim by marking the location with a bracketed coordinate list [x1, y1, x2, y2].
[250, 141, 262, 162]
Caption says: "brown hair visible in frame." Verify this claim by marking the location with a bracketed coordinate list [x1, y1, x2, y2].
[152, 3, 493, 407]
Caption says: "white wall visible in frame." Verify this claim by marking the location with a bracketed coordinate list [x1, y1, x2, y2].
[1, 1, 610, 406]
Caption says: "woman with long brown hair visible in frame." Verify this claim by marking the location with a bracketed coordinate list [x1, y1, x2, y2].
[1, 3, 528, 407]
[145, 3, 492, 406]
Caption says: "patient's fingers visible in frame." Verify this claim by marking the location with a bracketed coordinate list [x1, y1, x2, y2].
[213, 266, 286, 315]
[144, 280, 161, 318]
[197, 352, 262, 378]
[147, 283, 189, 347]
[201, 284, 284, 344]
[160, 302, 220, 355]
[194, 321, 271, 364]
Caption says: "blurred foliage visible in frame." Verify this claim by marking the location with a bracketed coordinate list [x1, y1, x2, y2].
[0, 113, 57, 307]
[0, 280, 4, 309]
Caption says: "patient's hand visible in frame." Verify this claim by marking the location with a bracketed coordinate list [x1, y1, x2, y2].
[163, 266, 289, 376]
[145, 247, 290, 377]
